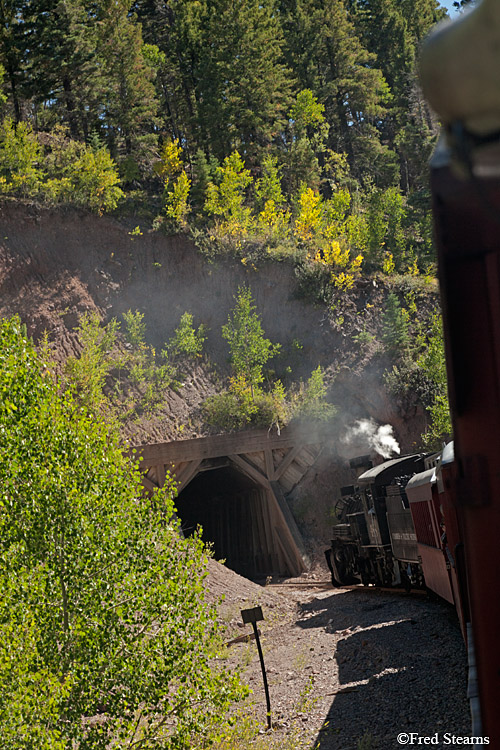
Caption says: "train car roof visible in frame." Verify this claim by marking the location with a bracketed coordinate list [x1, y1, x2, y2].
[357, 454, 425, 485]
[406, 467, 436, 491]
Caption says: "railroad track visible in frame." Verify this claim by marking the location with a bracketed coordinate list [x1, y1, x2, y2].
[268, 581, 428, 595]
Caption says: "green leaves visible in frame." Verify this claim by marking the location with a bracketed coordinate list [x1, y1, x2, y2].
[169, 312, 206, 359]
[381, 292, 410, 356]
[0, 316, 246, 747]
[222, 286, 281, 394]
[0, 118, 124, 212]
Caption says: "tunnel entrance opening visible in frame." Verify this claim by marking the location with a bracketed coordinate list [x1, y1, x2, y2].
[176, 464, 291, 580]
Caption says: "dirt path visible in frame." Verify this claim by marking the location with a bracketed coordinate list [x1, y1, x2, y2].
[220, 579, 470, 749]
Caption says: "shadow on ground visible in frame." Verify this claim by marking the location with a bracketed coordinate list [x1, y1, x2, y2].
[296, 589, 470, 750]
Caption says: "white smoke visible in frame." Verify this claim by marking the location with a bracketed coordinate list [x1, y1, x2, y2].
[339, 418, 401, 459]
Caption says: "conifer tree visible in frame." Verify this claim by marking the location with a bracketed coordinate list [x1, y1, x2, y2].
[195, 0, 293, 162]
[21, 0, 97, 137]
[280, 0, 398, 187]
[0, 0, 27, 122]
[222, 286, 281, 398]
[94, 0, 159, 158]
[381, 292, 410, 357]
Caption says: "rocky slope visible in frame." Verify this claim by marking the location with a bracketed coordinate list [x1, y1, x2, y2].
[0, 200, 439, 542]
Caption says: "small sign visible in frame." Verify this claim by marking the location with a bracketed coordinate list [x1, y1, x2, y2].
[241, 606, 264, 624]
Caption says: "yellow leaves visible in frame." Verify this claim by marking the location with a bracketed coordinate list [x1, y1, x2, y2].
[164, 171, 191, 229]
[295, 187, 322, 242]
[258, 198, 290, 238]
[332, 271, 355, 290]
[294, 188, 365, 293]
[229, 374, 252, 397]
[205, 151, 252, 225]
[315, 239, 364, 290]
[382, 251, 395, 275]
[407, 258, 420, 276]
[316, 240, 349, 268]
[351, 254, 363, 273]
[154, 139, 184, 185]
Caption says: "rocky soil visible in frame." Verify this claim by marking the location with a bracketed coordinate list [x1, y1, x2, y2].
[0, 201, 440, 542]
[0, 201, 435, 449]
[208, 558, 470, 750]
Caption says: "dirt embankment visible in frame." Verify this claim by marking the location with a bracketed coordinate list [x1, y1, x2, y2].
[0, 201, 437, 542]
[0, 202, 332, 370]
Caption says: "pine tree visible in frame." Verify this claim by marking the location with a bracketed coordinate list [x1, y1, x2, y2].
[131, 0, 205, 154]
[381, 292, 410, 357]
[21, 0, 97, 137]
[0, 0, 27, 122]
[94, 0, 159, 158]
[195, 0, 293, 162]
[280, 0, 398, 187]
[351, 0, 444, 190]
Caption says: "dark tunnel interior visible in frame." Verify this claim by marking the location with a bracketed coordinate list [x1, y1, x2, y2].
[175, 465, 279, 579]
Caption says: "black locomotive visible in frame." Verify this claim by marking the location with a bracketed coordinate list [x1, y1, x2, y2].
[325, 452, 442, 592]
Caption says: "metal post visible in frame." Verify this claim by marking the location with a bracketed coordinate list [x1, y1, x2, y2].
[252, 620, 271, 730]
[241, 606, 271, 730]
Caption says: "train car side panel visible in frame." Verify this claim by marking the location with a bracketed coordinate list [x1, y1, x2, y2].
[407, 470, 454, 605]
[432, 161, 500, 739]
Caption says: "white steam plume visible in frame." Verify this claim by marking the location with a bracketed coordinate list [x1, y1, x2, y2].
[339, 418, 400, 459]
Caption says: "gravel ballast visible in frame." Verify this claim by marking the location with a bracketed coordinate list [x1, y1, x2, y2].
[216, 571, 470, 749]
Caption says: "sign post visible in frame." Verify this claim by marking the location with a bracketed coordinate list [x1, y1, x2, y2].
[241, 606, 271, 730]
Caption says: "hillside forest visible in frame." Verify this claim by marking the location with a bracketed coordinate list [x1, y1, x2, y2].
[0, 0, 455, 442]
[0, 0, 448, 269]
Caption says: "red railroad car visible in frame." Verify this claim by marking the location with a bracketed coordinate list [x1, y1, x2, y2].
[430, 144, 500, 743]
[406, 466, 454, 605]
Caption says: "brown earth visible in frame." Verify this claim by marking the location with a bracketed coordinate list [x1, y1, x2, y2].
[207, 557, 469, 749]
[0, 200, 436, 542]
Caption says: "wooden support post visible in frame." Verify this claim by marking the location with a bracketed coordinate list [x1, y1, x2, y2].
[264, 449, 275, 481]
[273, 445, 301, 481]
[228, 454, 272, 490]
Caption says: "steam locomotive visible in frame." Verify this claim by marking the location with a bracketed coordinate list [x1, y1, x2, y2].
[324, 448, 461, 612]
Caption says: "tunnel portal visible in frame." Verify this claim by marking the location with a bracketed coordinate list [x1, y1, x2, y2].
[135, 428, 323, 580]
[176, 465, 282, 579]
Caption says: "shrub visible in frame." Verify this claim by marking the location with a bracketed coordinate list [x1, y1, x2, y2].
[0, 315, 246, 746]
[222, 286, 280, 397]
[65, 311, 119, 412]
[203, 377, 289, 431]
[0, 118, 123, 212]
[164, 170, 191, 229]
[205, 151, 253, 236]
[0, 118, 43, 196]
[292, 365, 336, 421]
[294, 186, 322, 244]
[169, 312, 206, 358]
[123, 309, 146, 347]
[68, 147, 124, 214]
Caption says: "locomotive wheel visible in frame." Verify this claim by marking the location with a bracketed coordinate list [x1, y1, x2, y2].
[325, 549, 342, 587]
